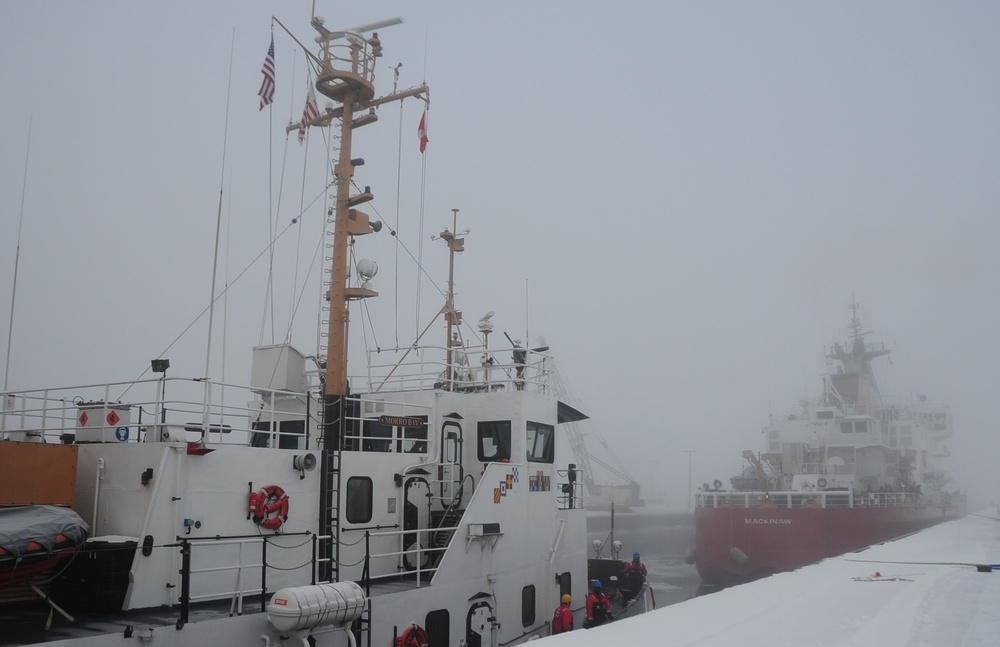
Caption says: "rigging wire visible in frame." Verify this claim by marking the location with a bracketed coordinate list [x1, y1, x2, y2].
[119, 186, 331, 400]
[3, 116, 31, 393]
[415, 26, 431, 349]
[201, 28, 237, 432]
[259, 39, 294, 347]
[316, 125, 337, 357]
[415, 114, 428, 349]
[345, 177, 509, 366]
[273, 93, 334, 375]
[348, 242, 379, 356]
[206, 29, 236, 373]
[288, 67, 313, 345]
[222, 166, 232, 386]
[392, 62, 404, 349]
[349, 179, 445, 299]
[270, 63, 296, 339]
[283, 211, 328, 355]
[260, 23, 275, 347]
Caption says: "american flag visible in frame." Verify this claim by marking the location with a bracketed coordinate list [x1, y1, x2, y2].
[258, 36, 275, 110]
[298, 81, 319, 143]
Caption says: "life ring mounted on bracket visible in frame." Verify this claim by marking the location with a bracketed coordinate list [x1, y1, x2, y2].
[394, 624, 428, 647]
[249, 484, 289, 531]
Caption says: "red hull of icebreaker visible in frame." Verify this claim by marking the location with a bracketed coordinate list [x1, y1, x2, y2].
[695, 504, 961, 583]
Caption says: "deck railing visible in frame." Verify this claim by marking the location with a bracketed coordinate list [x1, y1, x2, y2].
[2, 377, 433, 453]
[694, 490, 936, 510]
[1, 377, 316, 447]
[363, 344, 551, 395]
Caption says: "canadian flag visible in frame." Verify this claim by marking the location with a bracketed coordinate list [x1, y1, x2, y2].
[417, 110, 429, 153]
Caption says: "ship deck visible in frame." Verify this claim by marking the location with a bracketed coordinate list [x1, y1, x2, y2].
[2, 571, 445, 646]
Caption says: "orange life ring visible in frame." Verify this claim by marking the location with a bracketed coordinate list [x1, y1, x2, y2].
[251, 484, 289, 531]
[394, 624, 428, 647]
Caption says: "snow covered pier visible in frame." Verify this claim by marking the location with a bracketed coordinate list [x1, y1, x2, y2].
[547, 510, 1000, 646]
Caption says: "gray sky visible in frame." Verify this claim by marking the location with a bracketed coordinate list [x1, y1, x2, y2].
[2, 2, 998, 509]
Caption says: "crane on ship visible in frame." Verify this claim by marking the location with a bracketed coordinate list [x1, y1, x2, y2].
[741, 449, 779, 491]
[547, 355, 641, 507]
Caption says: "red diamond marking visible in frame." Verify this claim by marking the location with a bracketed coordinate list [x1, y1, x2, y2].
[79, 411, 89, 426]
[106, 411, 120, 426]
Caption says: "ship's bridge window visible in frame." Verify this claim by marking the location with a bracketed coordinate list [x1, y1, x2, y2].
[361, 419, 393, 452]
[249, 419, 304, 449]
[526, 421, 554, 463]
[354, 417, 428, 453]
[841, 420, 869, 434]
[816, 410, 834, 420]
[398, 416, 429, 453]
[478, 421, 511, 462]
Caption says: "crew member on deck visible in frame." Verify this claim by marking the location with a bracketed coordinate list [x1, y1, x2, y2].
[585, 580, 612, 628]
[623, 551, 648, 596]
[551, 593, 573, 634]
[512, 340, 527, 390]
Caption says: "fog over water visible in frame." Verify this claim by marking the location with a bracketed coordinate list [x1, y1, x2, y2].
[2, 3, 998, 510]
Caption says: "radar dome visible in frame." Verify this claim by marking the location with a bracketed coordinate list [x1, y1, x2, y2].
[356, 259, 378, 281]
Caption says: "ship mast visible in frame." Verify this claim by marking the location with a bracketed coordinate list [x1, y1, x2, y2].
[826, 301, 890, 409]
[276, 14, 428, 580]
[274, 14, 428, 396]
[440, 208, 465, 390]
[313, 19, 427, 396]
[367, 210, 467, 393]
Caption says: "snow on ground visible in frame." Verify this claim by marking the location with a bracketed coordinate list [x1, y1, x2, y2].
[547, 510, 1000, 646]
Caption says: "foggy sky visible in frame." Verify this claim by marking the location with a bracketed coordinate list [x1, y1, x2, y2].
[2, 2, 998, 510]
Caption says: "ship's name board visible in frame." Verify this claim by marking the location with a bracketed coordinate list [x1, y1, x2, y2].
[379, 415, 425, 429]
[745, 518, 792, 525]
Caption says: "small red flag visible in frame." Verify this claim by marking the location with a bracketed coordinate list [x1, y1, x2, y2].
[417, 110, 428, 153]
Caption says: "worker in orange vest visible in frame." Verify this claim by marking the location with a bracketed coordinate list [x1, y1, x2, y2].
[551, 593, 573, 634]
[585, 580, 613, 628]
[623, 551, 648, 595]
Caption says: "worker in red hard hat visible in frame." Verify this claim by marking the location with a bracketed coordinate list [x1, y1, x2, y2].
[551, 593, 573, 634]
[584, 580, 612, 628]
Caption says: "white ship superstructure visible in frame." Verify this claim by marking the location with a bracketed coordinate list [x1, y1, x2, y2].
[1, 11, 589, 647]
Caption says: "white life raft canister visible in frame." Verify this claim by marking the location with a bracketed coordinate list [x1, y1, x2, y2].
[267, 581, 367, 632]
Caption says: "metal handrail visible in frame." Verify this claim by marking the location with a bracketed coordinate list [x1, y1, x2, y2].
[174, 531, 317, 626]
[362, 344, 552, 394]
